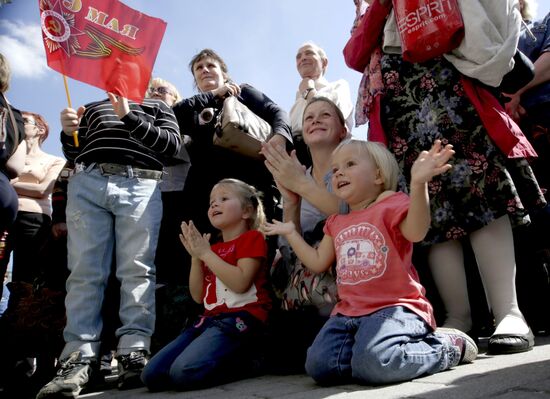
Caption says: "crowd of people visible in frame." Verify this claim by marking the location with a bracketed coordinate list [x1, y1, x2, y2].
[0, 0, 549, 398]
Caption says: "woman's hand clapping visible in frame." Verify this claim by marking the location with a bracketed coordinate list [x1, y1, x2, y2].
[261, 141, 308, 194]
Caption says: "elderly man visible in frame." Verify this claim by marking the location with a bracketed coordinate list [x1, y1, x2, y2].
[289, 41, 353, 165]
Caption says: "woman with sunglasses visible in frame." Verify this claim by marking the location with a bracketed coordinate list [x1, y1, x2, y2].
[0, 112, 64, 285]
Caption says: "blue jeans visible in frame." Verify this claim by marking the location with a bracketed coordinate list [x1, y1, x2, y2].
[60, 167, 161, 359]
[305, 306, 457, 385]
[141, 312, 264, 391]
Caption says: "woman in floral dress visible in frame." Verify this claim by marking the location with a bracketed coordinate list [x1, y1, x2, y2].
[347, 0, 546, 355]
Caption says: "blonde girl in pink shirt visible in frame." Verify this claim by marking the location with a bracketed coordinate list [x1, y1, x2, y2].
[263, 139, 478, 385]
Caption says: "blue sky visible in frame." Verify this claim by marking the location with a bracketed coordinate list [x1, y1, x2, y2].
[0, 0, 549, 158]
[0, 0, 364, 157]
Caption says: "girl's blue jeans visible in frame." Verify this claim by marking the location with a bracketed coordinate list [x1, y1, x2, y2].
[141, 311, 264, 391]
[305, 306, 457, 385]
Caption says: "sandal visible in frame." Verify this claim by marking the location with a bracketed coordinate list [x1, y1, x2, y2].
[487, 329, 534, 355]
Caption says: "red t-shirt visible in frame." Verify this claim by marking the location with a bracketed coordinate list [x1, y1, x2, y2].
[324, 192, 436, 329]
[202, 229, 271, 322]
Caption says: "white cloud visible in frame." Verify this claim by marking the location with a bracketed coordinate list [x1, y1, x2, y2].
[0, 20, 48, 78]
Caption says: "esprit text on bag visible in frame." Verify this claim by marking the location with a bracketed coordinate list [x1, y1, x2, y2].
[397, 0, 455, 34]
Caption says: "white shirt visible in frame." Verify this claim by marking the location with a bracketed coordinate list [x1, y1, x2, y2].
[289, 77, 354, 137]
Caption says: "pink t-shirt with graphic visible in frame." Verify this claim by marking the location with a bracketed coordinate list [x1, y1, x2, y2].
[324, 192, 436, 329]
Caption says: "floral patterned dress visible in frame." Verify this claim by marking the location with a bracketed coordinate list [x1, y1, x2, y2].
[379, 54, 546, 245]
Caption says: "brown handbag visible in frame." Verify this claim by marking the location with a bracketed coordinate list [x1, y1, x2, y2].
[213, 96, 272, 160]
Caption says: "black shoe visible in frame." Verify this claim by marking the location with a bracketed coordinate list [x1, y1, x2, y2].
[35, 352, 94, 399]
[116, 351, 148, 390]
[488, 329, 535, 355]
[99, 352, 113, 377]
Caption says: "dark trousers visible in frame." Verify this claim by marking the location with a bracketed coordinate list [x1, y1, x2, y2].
[522, 103, 550, 195]
[155, 190, 189, 286]
[0, 211, 51, 284]
[0, 172, 18, 234]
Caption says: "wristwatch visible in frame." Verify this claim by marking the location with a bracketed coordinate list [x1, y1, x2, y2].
[302, 87, 315, 99]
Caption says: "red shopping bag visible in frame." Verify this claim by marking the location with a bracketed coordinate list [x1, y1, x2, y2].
[393, 0, 464, 63]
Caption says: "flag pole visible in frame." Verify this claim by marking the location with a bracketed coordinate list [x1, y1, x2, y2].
[62, 75, 79, 147]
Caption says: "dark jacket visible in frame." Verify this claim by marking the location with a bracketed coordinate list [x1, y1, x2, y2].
[172, 84, 292, 233]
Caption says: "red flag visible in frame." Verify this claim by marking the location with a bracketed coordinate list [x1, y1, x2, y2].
[39, 0, 166, 102]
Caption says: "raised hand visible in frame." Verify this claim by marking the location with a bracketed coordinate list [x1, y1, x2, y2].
[261, 141, 307, 193]
[261, 219, 297, 237]
[179, 221, 211, 259]
[107, 92, 130, 119]
[274, 177, 300, 207]
[411, 140, 455, 185]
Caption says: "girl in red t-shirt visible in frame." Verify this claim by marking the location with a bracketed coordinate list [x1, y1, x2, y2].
[263, 140, 479, 385]
[141, 178, 270, 391]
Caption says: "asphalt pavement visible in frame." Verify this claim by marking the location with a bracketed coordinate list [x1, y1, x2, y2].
[79, 335, 550, 399]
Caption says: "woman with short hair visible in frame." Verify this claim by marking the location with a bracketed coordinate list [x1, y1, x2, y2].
[173, 48, 292, 237]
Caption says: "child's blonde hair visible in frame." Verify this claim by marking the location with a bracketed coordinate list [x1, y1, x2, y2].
[213, 178, 266, 230]
[334, 139, 399, 191]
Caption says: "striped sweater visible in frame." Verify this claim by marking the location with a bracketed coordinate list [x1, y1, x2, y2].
[61, 98, 181, 170]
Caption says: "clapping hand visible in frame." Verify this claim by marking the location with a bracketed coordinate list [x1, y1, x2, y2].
[261, 219, 297, 237]
[411, 140, 454, 185]
[273, 177, 301, 207]
[179, 221, 211, 259]
[261, 141, 307, 194]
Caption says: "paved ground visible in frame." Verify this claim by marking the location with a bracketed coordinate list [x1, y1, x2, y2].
[79, 335, 550, 399]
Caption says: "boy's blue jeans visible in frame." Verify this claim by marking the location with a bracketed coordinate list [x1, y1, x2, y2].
[306, 306, 457, 385]
[141, 311, 264, 391]
[61, 168, 161, 359]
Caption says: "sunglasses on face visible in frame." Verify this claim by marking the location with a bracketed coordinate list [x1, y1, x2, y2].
[23, 118, 37, 126]
[147, 86, 173, 96]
